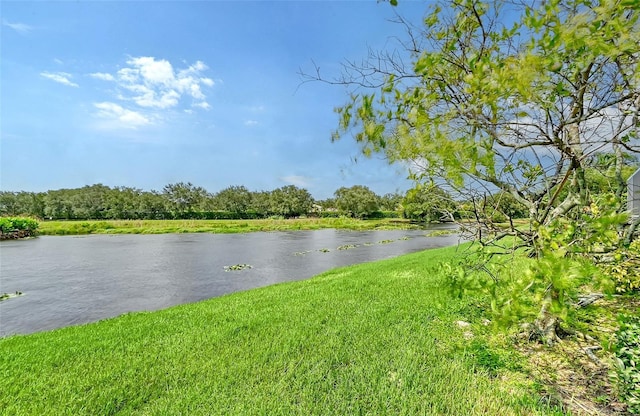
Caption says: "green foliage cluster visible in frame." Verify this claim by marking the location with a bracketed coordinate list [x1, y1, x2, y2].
[602, 240, 640, 294]
[402, 184, 456, 222]
[323, 0, 639, 346]
[613, 315, 640, 414]
[0, 184, 411, 221]
[0, 217, 39, 235]
[334, 185, 380, 218]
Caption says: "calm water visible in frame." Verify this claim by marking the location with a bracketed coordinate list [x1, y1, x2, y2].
[0, 227, 460, 337]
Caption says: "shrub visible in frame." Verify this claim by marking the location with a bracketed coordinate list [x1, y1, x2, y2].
[603, 240, 640, 294]
[0, 217, 39, 237]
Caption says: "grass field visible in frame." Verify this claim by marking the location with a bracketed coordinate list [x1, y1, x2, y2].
[0, 244, 562, 415]
[37, 218, 423, 236]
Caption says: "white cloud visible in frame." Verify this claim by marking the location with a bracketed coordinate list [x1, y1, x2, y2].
[90, 72, 115, 81]
[281, 175, 312, 188]
[102, 56, 213, 110]
[40, 71, 79, 87]
[2, 19, 32, 34]
[244, 120, 258, 126]
[93, 102, 151, 129]
[193, 101, 211, 110]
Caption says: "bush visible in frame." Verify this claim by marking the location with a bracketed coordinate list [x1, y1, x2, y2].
[366, 211, 400, 219]
[0, 217, 39, 238]
[603, 240, 640, 294]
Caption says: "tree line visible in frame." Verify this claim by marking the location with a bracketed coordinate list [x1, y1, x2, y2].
[0, 182, 484, 221]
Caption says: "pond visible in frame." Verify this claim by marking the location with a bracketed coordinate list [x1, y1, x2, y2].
[0, 227, 461, 337]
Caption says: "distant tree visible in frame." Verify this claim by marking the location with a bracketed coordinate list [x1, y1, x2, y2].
[0, 191, 44, 217]
[43, 190, 74, 219]
[316, 198, 337, 211]
[251, 191, 272, 216]
[215, 185, 252, 214]
[162, 182, 208, 217]
[104, 187, 142, 219]
[334, 185, 380, 218]
[269, 185, 314, 218]
[380, 192, 403, 211]
[402, 185, 455, 222]
[69, 184, 111, 219]
[139, 191, 171, 219]
[474, 191, 529, 223]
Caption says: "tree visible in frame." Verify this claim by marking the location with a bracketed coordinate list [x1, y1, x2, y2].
[162, 182, 208, 217]
[214, 185, 252, 214]
[380, 192, 403, 211]
[312, 0, 639, 343]
[402, 185, 456, 222]
[334, 185, 380, 218]
[0, 191, 44, 217]
[269, 185, 314, 218]
[251, 191, 272, 216]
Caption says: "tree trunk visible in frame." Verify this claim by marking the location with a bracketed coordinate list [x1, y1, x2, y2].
[531, 288, 561, 346]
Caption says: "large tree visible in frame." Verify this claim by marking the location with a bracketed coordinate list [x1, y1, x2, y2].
[269, 185, 314, 218]
[311, 0, 639, 342]
[334, 185, 380, 218]
[162, 182, 208, 216]
[214, 185, 253, 214]
[402, 184, 456, 222]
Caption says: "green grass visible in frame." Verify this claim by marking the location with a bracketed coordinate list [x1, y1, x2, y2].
[0, 245, 559, 415]
[37, 218, 419, 236]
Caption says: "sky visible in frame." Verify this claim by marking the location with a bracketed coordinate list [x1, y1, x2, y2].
[1, 0, 430, 199]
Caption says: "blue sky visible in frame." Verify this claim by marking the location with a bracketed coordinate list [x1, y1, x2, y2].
[1, 0, 428, 199]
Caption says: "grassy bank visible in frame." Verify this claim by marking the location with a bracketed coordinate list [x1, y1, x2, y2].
[37, 218, 421, 235]
[0, 245, 560, 415]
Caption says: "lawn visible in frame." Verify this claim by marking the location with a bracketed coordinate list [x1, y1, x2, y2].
[0, 244, 560, 415]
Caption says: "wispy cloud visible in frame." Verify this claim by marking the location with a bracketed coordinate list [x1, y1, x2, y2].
[93, 56, 213, 110]
[281, 175, 312, 188]
[2, 19, 32, 34]
[93, 102, 151, 130]
[90, 72, 115, 81]
[244, 120, 258, 126]
[40, 71, 79, 87]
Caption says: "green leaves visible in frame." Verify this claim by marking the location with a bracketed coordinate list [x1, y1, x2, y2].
[613, 315, 640, 414]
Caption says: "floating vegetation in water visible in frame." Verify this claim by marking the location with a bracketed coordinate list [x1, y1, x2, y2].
[224, 264, 253, 271]
[363, 242, 374, 246]
[337, 244, 358, 250]
[0, 291, 23, 301]
[378, 239, 394, 244]
[398, 236, 411, 240]
[319, 248, 331, 253]
[293, 250, 312, 256]
[426, 230, 458, 237]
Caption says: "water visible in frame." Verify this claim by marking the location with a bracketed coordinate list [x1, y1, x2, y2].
[0, 227, 460, 337]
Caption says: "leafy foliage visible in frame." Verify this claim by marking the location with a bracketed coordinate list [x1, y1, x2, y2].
[602, 240, 640, 294]
[0, 217, 39, 238]
[0, 217, 39, 233]
[268, 185, 314, 218]
[402, 184, 455, 222]
[613, 315, 640, 414]
[314, 0, 640, 343]
[334, 185, 380, 218]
